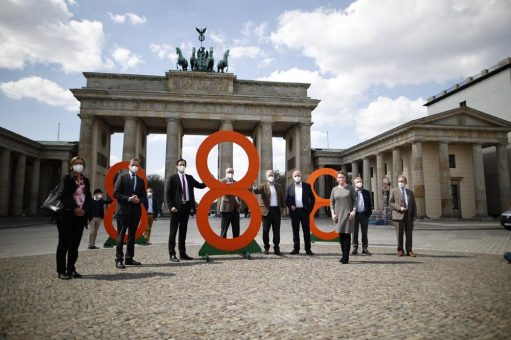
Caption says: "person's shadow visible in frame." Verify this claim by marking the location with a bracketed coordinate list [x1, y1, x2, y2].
[81, 271, 175, 281]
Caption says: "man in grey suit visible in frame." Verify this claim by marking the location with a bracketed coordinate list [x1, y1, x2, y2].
[389, 175, 417, 257]
[218, 167, 241, 238]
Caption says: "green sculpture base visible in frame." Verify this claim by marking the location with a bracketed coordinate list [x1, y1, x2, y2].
[103, 236, 147, 248]
[311, 233, 339, 243]
[198, 240, 262, 261]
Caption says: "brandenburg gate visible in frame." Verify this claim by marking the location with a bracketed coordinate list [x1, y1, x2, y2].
[71, 70, 320, 191]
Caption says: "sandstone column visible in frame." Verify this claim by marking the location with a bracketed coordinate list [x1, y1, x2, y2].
[122, 117, 138, 161]
[412, 142, 426, 218]
[472, 144, 488, 217]
[317, 166, 326, 217]
[362, 157, 371, 196]
[218, 120, 234, 179]
[438, 142, 452, 217]
[496, 143, 511, 211]
[165, 118, 181, 182]
[351, 161, 359, 178]
[78, 115, 95, 178]
[260, 122, 273, 182]
[13, 154, 26, 215]
[29, 158, 41, 215]
[299, 122, 313, 181]
[375, 153, 384, 209]
[61, 159, 69, 179]
[392, 148, 401, 187]
[0, 149, 10, 215]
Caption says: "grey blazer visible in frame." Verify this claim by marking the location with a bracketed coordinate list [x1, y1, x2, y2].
[389, 187, 417, 221]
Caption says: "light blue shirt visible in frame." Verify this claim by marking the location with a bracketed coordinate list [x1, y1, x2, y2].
[356, 190, 365, 212]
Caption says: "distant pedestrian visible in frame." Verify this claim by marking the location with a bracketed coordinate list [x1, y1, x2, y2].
[219, 168, 241, 238]
[330, 171, 357, 264]
[141, 187, 159, 245]
[56, 156, 92, 279]
[88, 189, 107, 249]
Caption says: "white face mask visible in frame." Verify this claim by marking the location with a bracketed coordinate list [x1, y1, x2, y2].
[95, 194, 102, 200]
[178, 165, 186, 173]
[147, 192, 153, 197]
[267, 176, 275, 183]
[226, 173, 233, 179]
[398, 182, 406, 189]
[129, 165, 138, 174]
[355, 182, 363, 189]
[294, 176, 301, 183]
[72, 164, 83, 173]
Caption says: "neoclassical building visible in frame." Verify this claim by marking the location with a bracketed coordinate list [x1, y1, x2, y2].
[313, 107, 511, 218]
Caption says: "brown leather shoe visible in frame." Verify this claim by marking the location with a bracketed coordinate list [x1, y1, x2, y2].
[408, 251, 416, 257]
[397, 250, 404, 257]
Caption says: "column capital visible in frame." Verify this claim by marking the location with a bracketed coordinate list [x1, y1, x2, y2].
[260, 121, 273, 126]
[299, 121, 313, 127]
[124, 116, 138, 122]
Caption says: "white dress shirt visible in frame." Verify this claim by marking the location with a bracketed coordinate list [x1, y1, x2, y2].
[147, 196, 153, 213]
[269, 183, 278, 207]
[294, 182, 303, 208]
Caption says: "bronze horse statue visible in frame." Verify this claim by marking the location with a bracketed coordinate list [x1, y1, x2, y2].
[176, 47, 188, 71]
[217, 49, 229, 73]
[207, 47, 214, 72]
[190, 47, 197, 71]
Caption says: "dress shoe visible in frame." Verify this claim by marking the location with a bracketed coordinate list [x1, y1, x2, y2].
[305, 251, 314, 256]
[362, 248, 372, 255]
[408, 251, 417, 257]
[146, 242, 152, 246]
[180, 254, 194, 260]
[69, 271, 82, 278]
[397, 250, 404, 257]
[351, 248, 358, 255]
[125, 259, 141, 265]
[116, 261, 126, 269]
[274, 250, 283, 256]
[88, 246, 99, 249]
[289, 249, 299, 255]
[170, 255, 180, 262]
[339, 258, 349, 264]
[58, 272, 71, 280]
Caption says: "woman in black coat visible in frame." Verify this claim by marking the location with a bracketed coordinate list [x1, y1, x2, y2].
[56, 156, 92, 280]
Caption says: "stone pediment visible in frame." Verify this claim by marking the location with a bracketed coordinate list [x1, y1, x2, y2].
[416, 107, 511, 129]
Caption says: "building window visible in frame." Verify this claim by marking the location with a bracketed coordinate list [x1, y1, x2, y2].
[449, 154, 456, 168]
[459, 100, 466, 107]
[370, 167, 374, 178]
[401, 159, 404, 172]
[384, 163, 387, 174]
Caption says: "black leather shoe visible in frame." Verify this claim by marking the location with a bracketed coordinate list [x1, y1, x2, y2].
[305, 250, 314, 256]
[88, 246, 99, 249]
[58, 272, 71, 280]
[351, 248, 358, 255]
[125, 259, 141, 265]
[70, 271, 82, 278]
[180, 254, 194, 260]
[289, 249, 299, 255]
[170, 255, 180, 262]
[263, 249, 269, 255]
[339, 258, 349, 264]
[362, 248, 372, 255]
[274, 250, 283, 256]
[116, 261, 126, 269]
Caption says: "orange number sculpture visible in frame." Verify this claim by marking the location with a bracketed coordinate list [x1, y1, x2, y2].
[104, 161, 148, 242]
[195, 131, 262, 251]
[308, 168, 339, 240]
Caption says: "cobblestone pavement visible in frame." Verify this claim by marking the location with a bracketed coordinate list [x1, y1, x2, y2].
[1, 242, 510, 339]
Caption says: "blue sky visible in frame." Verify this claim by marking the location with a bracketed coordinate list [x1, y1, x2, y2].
[1, 0, 510, 187]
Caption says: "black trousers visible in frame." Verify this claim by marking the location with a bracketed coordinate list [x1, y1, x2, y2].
[220, 211, 240, 238]
[290, 208, 311, 251]
[339, 233, 352, 261]
[394, 215, 413, 253]
[353, 212, 370, 248]
[116, 206, 141, 261]
[262, 207, 281, 250]
[169, 202, 191, 256]
[56, 213, 86, 273]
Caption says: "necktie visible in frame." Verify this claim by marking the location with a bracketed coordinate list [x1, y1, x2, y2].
[181, 175, 187, 201]
[131, 175, 136, 191]
[401, 188, 407, 208]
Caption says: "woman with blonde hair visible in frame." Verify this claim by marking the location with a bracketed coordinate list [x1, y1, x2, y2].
[330, 171, 357, 264]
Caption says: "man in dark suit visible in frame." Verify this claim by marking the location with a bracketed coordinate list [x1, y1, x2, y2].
[351, 176, 373, 255]
[252, 169, 286, 255]
[285, 170, 316, 255]
[165, 158, 206, 261]
[141, 187, 159, 245]
[218, 168, 241, 238]
[113, 158, 146, 269]
[389, 175, 417, 257]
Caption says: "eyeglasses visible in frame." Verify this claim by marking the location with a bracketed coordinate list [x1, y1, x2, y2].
[398, 181, 405, 183]
[227, 171, 234, 174]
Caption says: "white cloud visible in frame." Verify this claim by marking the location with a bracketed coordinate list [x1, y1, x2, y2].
[148, 134, 167, 143]
[112, 47, 143, 72]
[0, 76, 79, 111]
[270, 0, 511, 86]
[230, 46, 263, 59]
[0, 0, 113, 73]
[108, 12, 147, 25]
[149, 43, 178, 65]
[356, 96, 427, 140]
